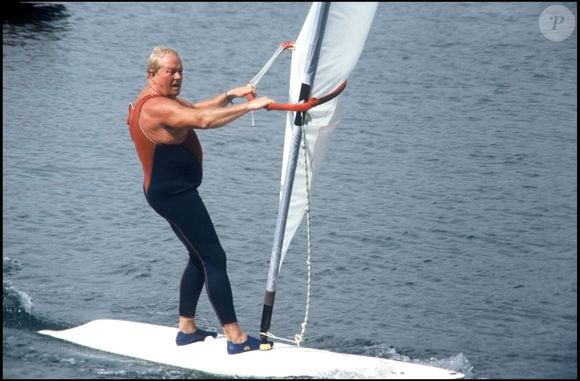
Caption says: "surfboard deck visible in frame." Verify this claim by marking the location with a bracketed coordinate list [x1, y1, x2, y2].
[38, 319, 463, 379]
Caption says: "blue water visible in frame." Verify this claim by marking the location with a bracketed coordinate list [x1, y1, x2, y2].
[3, 2, 577, 379]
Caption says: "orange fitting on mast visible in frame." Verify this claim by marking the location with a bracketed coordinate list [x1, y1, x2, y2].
[281, 41, 295, 50]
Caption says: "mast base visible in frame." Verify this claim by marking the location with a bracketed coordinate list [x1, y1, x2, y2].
[260, 341, 274, 351]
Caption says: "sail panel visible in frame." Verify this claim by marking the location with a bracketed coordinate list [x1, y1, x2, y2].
[279, 2, 378, 268]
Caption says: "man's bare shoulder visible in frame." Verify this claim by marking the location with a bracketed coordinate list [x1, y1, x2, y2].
[176, 97, 194, 108]
[140, 96, 182, 115]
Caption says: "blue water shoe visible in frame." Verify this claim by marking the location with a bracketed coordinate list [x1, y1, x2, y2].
[176, 328, 217, 346]
[227, 335, 262, 354]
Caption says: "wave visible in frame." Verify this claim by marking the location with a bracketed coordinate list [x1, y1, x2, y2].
[308, 335, 474, 378]
[3, 280, 67, 331]
[362, 343, 473, 378]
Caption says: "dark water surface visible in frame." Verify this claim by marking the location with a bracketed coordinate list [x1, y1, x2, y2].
[3, 2, 577, 379]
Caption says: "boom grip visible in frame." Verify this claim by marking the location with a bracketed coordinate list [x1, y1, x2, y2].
[246, 80, 347, 112]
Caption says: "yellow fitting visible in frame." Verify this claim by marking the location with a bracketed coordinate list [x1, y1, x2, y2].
[259, 343, 273, 351]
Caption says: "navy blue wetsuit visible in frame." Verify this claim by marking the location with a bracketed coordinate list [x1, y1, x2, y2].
[127, 94, 237, 325]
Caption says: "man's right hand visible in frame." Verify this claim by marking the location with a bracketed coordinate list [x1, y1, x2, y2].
[248, 96, 275, 111]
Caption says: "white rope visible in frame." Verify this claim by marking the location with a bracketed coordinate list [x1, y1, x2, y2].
[249, 44, 286, 86]
[260, 330, 302, 345]
[296, 119, 313, 346]
[248, 43, 293, 127]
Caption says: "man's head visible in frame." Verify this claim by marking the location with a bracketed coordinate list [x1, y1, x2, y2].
[147, 46, 183, 98]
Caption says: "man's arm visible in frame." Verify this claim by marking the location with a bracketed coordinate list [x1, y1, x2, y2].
[149, 95, 273, 130]
[192, 84, 255, 110]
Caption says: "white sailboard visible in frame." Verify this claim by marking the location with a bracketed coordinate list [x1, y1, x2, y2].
[39, 319, 463, 379]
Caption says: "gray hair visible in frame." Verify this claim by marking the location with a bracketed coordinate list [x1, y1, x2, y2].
[147, 46, 179, 74]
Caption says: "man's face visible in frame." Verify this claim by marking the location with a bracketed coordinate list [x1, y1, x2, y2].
[153, 53, 183, 97]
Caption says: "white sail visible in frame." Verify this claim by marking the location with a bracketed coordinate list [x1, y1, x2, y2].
[278, 2, 378, 269]
[259, 2, 377, 341]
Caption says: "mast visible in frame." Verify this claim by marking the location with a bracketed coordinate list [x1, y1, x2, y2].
[260, 2, 330, 348]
